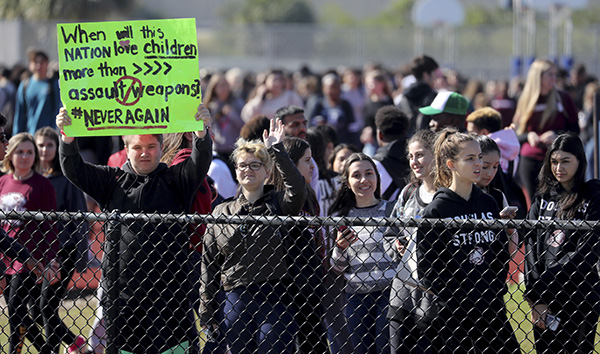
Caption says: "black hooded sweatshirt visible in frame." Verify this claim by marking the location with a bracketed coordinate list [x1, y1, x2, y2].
[60, 134, 212, 303]
[373, 138, 410, 200]
[397, 81, 437, 134]
[524, 179, 600, 307]
[417, 186, 510, 310]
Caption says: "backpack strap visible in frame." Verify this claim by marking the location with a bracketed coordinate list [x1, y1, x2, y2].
[382, 179, 399, 200]
[401, 182, 419, 208]
[384, 200, 395, 217]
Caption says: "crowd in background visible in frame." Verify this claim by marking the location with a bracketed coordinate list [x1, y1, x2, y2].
[1, 51, 598, 174]
[0, 48, 600, 354]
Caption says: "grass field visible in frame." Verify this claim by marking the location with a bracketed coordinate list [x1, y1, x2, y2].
[504, 283, 536, 353]
[0, 295, 98, 353]
[0, 284, 597, 353]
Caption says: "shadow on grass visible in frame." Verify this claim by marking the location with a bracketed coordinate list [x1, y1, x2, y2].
[2, 284, 599, 353]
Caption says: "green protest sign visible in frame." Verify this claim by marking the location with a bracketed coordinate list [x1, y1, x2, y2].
[57, 18, 202, 137]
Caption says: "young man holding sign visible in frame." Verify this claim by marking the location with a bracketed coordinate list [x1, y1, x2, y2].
[56, 104, 212, 353]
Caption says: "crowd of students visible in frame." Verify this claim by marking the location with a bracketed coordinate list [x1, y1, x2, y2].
[0, 49, 599, 354]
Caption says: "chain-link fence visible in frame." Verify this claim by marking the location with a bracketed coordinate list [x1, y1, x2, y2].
[0, 210, 599, 353]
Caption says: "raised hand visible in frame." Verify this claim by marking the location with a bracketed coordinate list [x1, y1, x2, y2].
[195, 103, 212, 139]
[56, 108, 74, 143]
[263, 118, 284, 148]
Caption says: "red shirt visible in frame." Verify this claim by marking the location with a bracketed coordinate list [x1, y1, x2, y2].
[171, 148, 212, 252]
[0, 172, 58, 274]
[519, 90, 579, 161]
[107, 148, 127, 168]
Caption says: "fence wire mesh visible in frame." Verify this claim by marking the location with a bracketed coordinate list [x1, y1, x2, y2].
[0, 211, 599, 353]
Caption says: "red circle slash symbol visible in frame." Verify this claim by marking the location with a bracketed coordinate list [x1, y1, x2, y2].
[116, 76, 142, 106]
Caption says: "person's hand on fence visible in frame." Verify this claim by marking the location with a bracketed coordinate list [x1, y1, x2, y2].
[499, 208, 517, 220]
[201, 324, 220, 342]
[43, 259, 62, 285]
[263, 118, 284, 148]
[56, 107, 75, 144]
[336, 227, 358, 250]
[194, 103, 212, 139]
[530, 303, 549, 330]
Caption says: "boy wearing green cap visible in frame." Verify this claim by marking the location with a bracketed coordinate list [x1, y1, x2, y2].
[419, 91, 469, 132]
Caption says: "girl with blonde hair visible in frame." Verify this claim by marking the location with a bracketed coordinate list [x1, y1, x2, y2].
[200, 119, 305, 353]
[0, 132, 60, 354]
[512, 58, 578, 200]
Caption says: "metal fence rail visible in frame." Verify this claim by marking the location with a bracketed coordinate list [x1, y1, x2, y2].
[0, 210, 598, 353]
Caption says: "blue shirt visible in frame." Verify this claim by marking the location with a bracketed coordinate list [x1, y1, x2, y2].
[14, 77, 61, 136]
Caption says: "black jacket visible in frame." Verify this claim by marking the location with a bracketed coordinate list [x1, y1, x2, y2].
[418, 186, 509, 309]
[397, 81, 437, 134]
[524, 179, 600, 307]
[373, 138, 410, 200]
[60, 134, 212, 302]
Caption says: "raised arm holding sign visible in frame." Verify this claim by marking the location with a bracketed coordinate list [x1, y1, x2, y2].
[56, 104, 211, 144]
[56, 18, 214, 353]
[56, 101, 212, 352]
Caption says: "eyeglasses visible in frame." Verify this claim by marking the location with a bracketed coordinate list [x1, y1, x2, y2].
[0, 133, 7, 143]
[236, 162, 264, 171]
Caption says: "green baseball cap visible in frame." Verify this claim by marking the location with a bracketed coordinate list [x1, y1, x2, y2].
[419, 91, 468, 116]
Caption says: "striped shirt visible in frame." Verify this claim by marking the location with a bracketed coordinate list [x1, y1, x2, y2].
[331, 200, 397, 294]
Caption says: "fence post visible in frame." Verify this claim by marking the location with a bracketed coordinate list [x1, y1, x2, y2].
[594, 92, 600, 179]
[104, 209, 121, 354]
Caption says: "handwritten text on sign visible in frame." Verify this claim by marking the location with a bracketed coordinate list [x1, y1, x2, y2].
[57, 18, 202, 137]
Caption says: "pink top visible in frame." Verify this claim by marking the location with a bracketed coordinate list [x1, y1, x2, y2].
[488, 128, 520, 176]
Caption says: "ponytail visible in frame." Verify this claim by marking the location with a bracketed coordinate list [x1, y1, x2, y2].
[432, 127, 477, 188]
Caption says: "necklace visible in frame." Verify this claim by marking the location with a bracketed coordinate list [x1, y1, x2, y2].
[14, 171, 33, 181]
